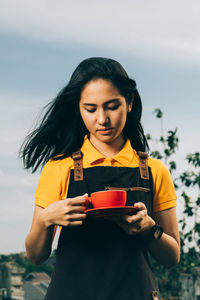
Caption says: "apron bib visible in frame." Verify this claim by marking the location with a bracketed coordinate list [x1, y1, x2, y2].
[45, 152, 160, 300]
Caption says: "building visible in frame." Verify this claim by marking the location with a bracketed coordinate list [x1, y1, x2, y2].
[0, 262, 25, 300]
[23, 272, 50, 300]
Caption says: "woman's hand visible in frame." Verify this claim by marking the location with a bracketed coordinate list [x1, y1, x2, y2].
[40, 194, 88, 228]
[107, 203, 180, 268]
[108, 202, 155, 236]
[25, 194, 88, 265]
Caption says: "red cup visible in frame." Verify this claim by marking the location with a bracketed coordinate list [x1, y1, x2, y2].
[86, 190, 127, 208]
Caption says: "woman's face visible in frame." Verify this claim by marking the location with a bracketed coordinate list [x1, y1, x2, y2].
[79, 79, 132, 151]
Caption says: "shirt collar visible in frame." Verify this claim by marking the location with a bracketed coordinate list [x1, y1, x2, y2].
[81, 135, 135, 166]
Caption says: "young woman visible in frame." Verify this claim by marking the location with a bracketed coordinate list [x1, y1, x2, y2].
[21, 57, 180, 300]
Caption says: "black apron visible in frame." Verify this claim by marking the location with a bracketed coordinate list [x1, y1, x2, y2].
[44, 152, 160, 300]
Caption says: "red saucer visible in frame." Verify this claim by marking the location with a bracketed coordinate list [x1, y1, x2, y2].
[85, 206, 138, 218]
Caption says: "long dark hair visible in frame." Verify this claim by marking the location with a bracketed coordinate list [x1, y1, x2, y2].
[20, 57, 148, 172]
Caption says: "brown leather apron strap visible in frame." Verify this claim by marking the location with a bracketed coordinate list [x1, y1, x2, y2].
[71, 150, 149, 181]
[71, 150, 83, 181]
[138, 151, 149, 180]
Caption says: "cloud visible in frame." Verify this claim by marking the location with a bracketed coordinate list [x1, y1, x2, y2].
[0, 92, 49, 156]
[0, 0, 200, 65]
[0, 172, 38, 189]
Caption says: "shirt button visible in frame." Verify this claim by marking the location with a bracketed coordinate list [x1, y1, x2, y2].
[111, 159, 115, 166]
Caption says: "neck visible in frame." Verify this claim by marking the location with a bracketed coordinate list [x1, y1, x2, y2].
[89, 135, 125, 157]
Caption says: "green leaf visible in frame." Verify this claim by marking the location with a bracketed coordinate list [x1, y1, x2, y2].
[169, 161, 176, 170]
[186, 152, 200, 167]
[183, 206, 193, 216]
[196, 197, 200, 206]
[188, 236, 192, 242]
[153, 108, 163, 119]
[164, 149, 170, 156]
[194, 223, 200, 233]
[146, 133, 152, 140]
[150, 151, 163, 159]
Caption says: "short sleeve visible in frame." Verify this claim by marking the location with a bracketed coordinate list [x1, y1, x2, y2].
[35, 160, 63, 208]
[149, 159, 177, 213]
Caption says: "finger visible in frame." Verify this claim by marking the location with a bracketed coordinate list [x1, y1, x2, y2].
[67, 213, 87, 221]
[123, 213, 143, 224]
[65, 194, 88, 206]
[134, 202, 146, 210]
[67, 220, 84, 227]
[67, 206, 86, 213]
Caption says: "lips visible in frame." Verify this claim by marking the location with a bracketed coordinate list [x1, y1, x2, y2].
[97, 128, 112, 131]
[97, 128, 113, 135]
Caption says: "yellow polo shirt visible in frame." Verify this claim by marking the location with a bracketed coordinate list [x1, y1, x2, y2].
[35, 137, 177, 213]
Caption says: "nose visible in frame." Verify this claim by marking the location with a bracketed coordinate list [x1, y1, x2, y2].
[97, 109, 109, 125]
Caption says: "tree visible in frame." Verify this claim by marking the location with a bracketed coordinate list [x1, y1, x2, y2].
[146, 108, 200, 297]
[0, 253, 54, 277]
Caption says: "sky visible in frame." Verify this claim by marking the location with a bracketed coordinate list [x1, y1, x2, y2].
[0, 0, 200, 254]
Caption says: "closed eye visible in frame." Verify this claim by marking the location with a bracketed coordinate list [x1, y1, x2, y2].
[107, 104, 120, 110]
[85, 108, 96, 113]
[85, 105, 119, 113]
[82, 99, 121, 113]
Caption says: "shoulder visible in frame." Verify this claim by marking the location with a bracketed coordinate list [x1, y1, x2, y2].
[135, 151, 168, 173]
[147, 156, 175, 189]
[38, 156, 74, 185]
[147, 157, 177, 212]
[35, 156, 74, 208]
[44, 156, 74, 172]
[147, 156, 170, 175]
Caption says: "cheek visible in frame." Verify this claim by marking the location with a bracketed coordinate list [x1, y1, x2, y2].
[81, 113, 95, 129]
[116, 110, 127, 126]
[80, 110, 87, 126]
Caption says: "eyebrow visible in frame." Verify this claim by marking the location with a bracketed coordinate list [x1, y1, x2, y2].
[81, 98, 121, 106]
